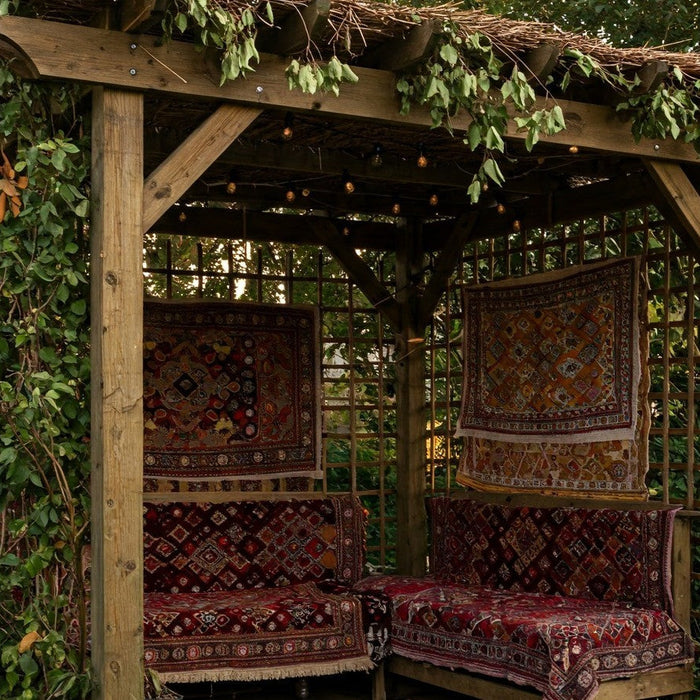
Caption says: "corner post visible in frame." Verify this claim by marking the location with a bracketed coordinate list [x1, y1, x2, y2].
[90, 87, 144, 699]
[395, 219, 428, 576]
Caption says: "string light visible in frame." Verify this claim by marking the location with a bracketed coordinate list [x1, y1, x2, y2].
[301, 187, 311, 198]
[391, 201, 401, 215]
[285, 184, 296, 203]
[417, 143, 428, 168]
[512, 219, 522, 232]
[282, 112, 294, 141]
[226, 171, 237, 195]
[178, 211, 187, 222]
[370, 143, 383, 167]
[568, 145, 579, 154]
[342, 225, 350, 236]
[496, 202, 506, 215]
[342, 170, 355, 194]
[429, 192, 439, 207]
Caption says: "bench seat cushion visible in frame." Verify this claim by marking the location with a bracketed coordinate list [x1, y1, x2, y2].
[353, 575, 694, 700]
[144, 582, 373, 682]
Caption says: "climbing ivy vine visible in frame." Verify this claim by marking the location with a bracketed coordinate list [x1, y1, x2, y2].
[0, 63, 92, 698]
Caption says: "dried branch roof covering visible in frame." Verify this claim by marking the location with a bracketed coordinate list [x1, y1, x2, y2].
[223, 0, 700, 77]
[23, 0, 700, 78]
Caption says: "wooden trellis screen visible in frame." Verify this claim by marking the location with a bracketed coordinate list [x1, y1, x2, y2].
[145, 203, 699, 639]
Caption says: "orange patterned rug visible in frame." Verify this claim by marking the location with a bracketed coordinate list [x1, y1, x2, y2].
[456, 259, 649, 498]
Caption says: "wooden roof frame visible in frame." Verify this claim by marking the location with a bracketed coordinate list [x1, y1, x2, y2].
[2, 6, 700, 697]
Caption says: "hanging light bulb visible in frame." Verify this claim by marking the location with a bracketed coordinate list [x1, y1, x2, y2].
[226, 171, 237, 195]
[285, 184, 296, 203]
[429, 192, 439, 207]
[178, 211, 187, 222]
[568, 145, 579, 154]
[512, 219, 522, 232]
[417, 143, 428, 168]
[342, 170, 355, 194]
[496, 202, 506, 215]
[370, 143, 383, 167]
[282, 112, 294, 141]
[391, 201, 401, 216]
[301, 187, 311, 198]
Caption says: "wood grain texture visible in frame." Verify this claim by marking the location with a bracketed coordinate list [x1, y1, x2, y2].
[1, 16, 698, 163]
[645, 159, 700, 254]
[90, 88, 145, 700]
[395, 221, 428, 576]
[143, 104, 261, 232]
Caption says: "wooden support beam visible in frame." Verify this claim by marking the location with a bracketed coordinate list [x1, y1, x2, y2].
[395, 220, 428, 577]
[153, 207, 399, 250]
[90, 87, 144, 700]
[2, 16, 699, 163]
[143, 104, 261, 232]
[419, 212, 478, 324]
[256, 0, 330, 55]
[361, 20, 438, 71]
[645, 159, 700, 255]
[318, 222, 401, 329]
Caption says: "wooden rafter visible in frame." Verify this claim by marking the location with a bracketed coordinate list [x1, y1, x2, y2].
[645, 159, 700, 255]
[153, 207, 399, 249]
[121, 0, 157, 32]
[256, 0, 330, 55]
[1, 15, 699, 163]
[360, 19, 438, 71]
[143, 104, 262, 232]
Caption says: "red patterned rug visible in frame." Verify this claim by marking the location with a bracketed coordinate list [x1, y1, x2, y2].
[143, 300, 321, 480]
[144, 582, 373, 682]
[456, 258, 648, 498]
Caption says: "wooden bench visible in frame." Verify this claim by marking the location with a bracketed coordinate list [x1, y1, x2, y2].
[357, 495, 694, 700]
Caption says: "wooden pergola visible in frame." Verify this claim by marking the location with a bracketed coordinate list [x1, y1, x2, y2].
[2, 2, 699, 697]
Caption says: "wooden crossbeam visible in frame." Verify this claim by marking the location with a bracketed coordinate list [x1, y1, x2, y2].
[645, 159, 700, 255]
[361, 19, 439, 71]
[143, 104, 261, 232]
[635, 60, 668, 94]
[316, 221, 401, 329]
[1, 16, 698, 163]
[256, 0, 330, 55]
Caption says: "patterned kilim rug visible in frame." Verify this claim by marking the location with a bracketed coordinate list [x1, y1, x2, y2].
[143, 300, 321, 480]
[456, 258, 649, 498]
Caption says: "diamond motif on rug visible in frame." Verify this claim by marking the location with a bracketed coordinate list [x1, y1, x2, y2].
[456, 258, 641, 443]
[144, 300, 321, 480]
[456, 258, 649, 498]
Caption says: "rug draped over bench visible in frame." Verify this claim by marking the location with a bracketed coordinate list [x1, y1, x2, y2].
[352, 498, 694, 700]
[143, 496, 374, 683]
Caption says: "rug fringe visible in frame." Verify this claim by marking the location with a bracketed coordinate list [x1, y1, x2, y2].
[155, 656, 375, 684]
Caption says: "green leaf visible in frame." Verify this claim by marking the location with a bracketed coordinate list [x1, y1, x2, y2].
[439, 44, 459, 67]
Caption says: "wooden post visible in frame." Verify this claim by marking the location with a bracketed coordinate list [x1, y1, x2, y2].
[90, 87, 144, 700]
[395, 220, 428, 576]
